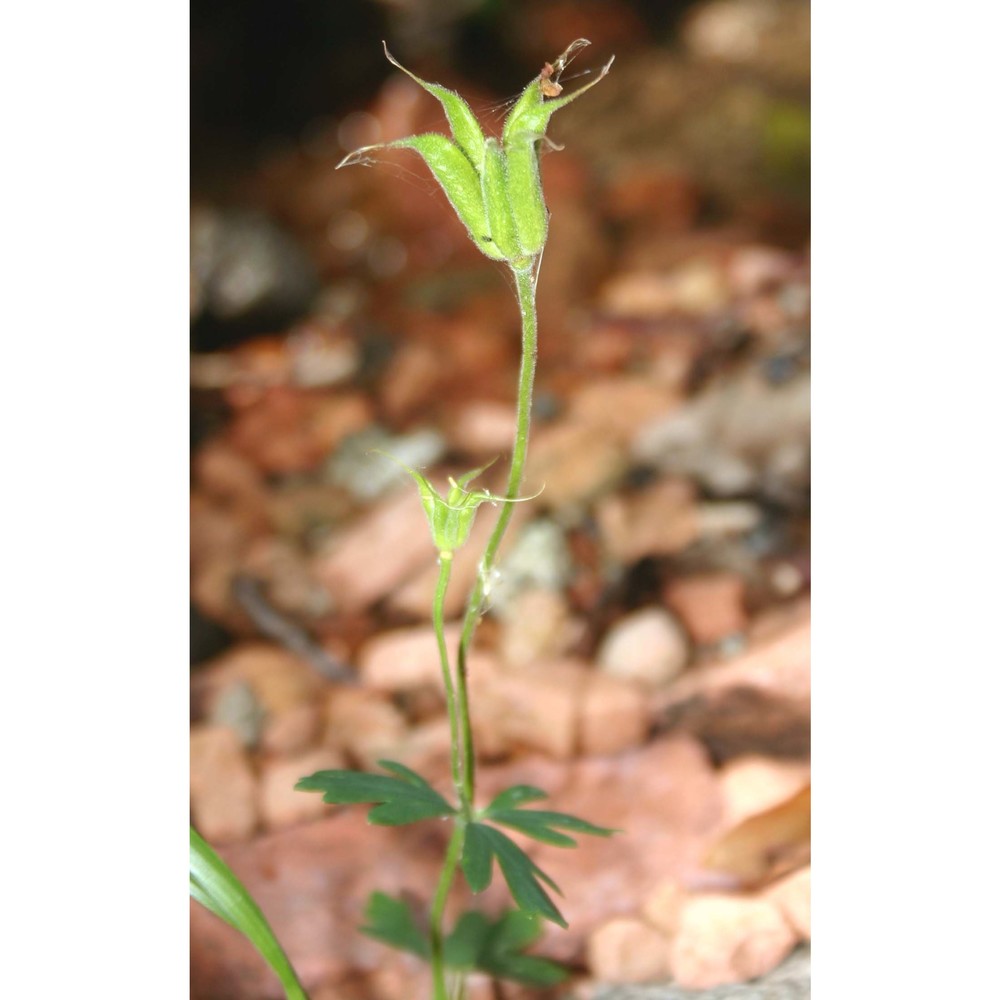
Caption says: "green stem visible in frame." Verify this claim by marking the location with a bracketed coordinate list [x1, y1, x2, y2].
[432, 553, 462, 795]
[429, 822, 466, 1000]
[454, 262, 539, 808]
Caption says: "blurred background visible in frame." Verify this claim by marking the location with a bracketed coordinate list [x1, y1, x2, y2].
[190, 1, 810, 997]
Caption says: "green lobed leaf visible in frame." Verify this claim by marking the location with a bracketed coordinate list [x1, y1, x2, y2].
[382, 42, 486, 170]
[190, 827, 309, 1000]
[446, 909, 568, 987]
[481, 138, 522, 262]
[460, 820, 494, 893]
[360, 892, 431, 959]
[488, 808, 619, 847]
[385, 134, 503, 260]
[443, 910, 492, 968]
[478, 825, 567, 928]
[295, 762, 455, 826]
[485, 785, 549, 812]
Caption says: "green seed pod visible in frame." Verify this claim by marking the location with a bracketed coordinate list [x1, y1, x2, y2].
[342, 134, 504, 261]
[338, 41, 612, 266]
[504, 135, 547, 257]
[382, 43, 486, 171]
[376, 454, 538, 558]
[481, 139, 523, 263]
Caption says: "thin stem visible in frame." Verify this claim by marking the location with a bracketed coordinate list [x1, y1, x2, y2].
[432, 553, 462, 794]
[429, 822, 466, 1000]
[454, 262, 539, 808]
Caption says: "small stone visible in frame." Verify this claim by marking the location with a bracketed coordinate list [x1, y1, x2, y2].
[587, 917, 672, 983]
[526, 421, 628, 512]
[664, 573, 748, 646]
[190, 725, 258, 843]
[642, 879, 690, 938]
[446, 401, 516, 455]
[259, 748, 346, 830]
[489, 518, 574, 613]
[314, 490, 436, 614]
[358, 623, 461, 692]
[325, 426, 446, 502]
[260, 702, 324, 757]
[669, 894, 796, 989]
[208, 679, 266, 748]
[324, 688, 409, 767]
[767, 867, 810, 940]
[498, 587, 579, 668]
[596, 479, 699, 563]
[695, 500, 764, 538]
[470, 657, 584, 759]
[579, 674, 652, 756]
[597, 608, 689, 687]
[727, 245, 796, 296]
[567, 377, 682, 441]
[193, 643, 324, 719]
[718, 756, 811, 827]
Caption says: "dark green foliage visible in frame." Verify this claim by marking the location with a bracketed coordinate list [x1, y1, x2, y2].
[360, 894, 567, 988]
[295, 760, 456, 826]
[360, 892, 431, 959]
[446, 910, 568, 987]
[486, 809, 618, 847]
[462, 822, 567, 927]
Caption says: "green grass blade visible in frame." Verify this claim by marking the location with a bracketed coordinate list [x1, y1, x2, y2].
[190, 827, 309, 1000]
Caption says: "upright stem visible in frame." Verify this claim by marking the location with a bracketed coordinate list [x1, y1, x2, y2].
[432, 554, 462, 794]
[429, 823, 465, 1000]
[454, 262, 539, 808]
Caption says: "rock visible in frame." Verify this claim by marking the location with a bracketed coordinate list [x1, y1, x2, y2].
[580, 674, 653, 756]
[526, 421, 629, 513]
[632, 370, 810, 503]
[190, 725, 259, 843]
[488, 518, 574, 613]
[192, 643, 324, 720]
[445, 401, 517, 455]
[358, 623, 460, 693]
[497, 587, 581, 668]
[260, 702, 324, 757]
[717, 757, 811, 827]
[727, 245, 797, 297]
[324, 688, 409, 768]
[599, 258, 729, 319]
[514, 737, 724, 962]
[324, 427, 446, 502]
[190, 206, 319, 345]
[642, 879, 690, 938]
[192, 439, 272, 530]
[597, 608, 690, 687]
[587, 918, 672, 983]
[766, 867, 810, 940]
[664, 573, 748, 647]
[470, 657, 584, 760]
[695, 501, 764, 539]
[227, 388, 373, 476]
[568, 377, 683, 440]
[653, 613, 811, 763]
[259, 748, 345, 830]
[314, 490, 437, 614]
[590, 946, 810, 999]
[668, 894, 796, 989]
[206, 678, 266, 749]
[596, 479, 700, 564]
